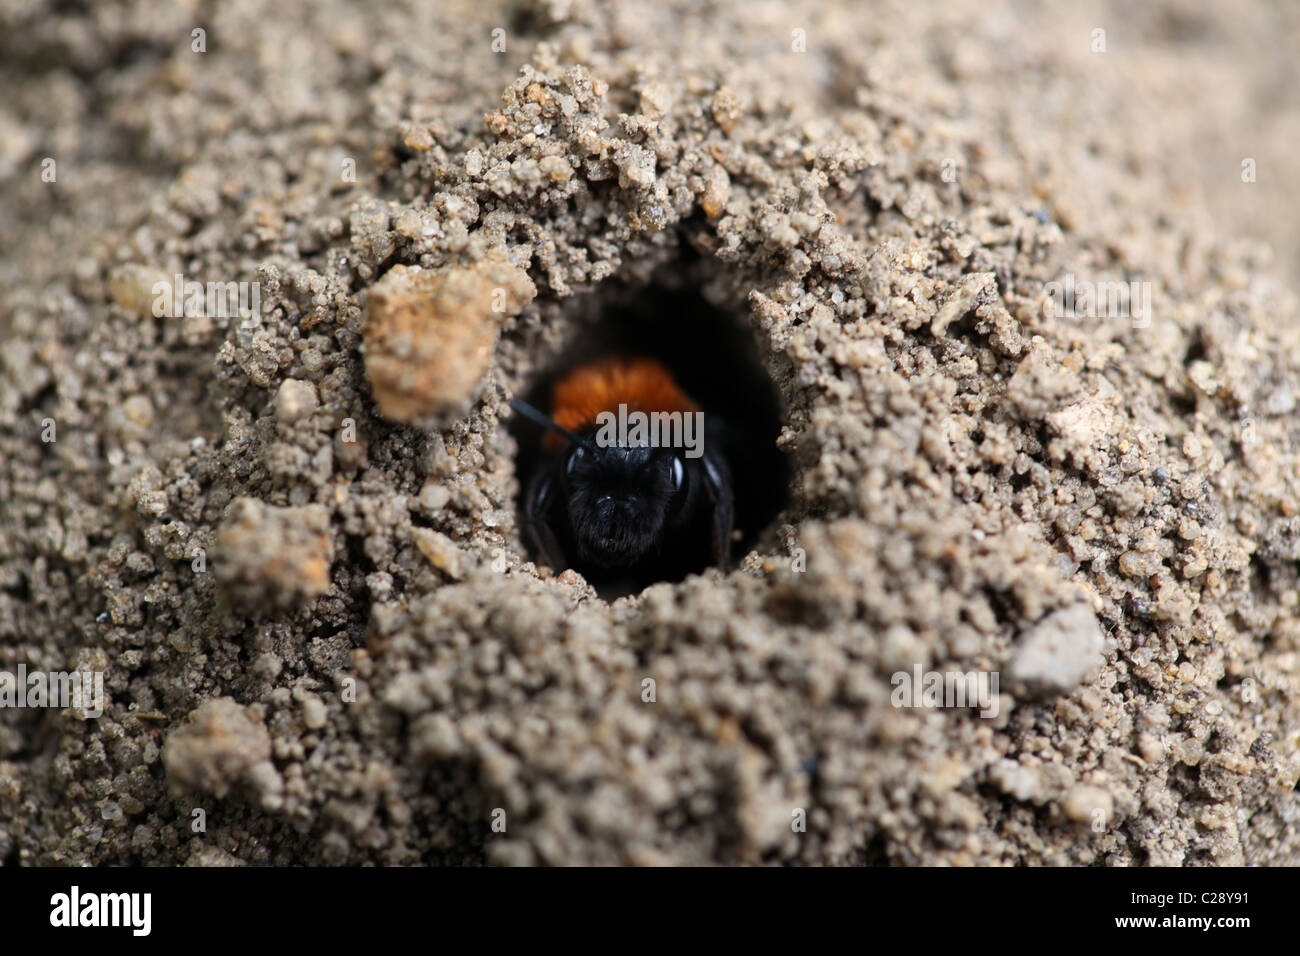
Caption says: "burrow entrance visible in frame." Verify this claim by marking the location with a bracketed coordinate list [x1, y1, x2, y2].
[508, 261, 791, 594]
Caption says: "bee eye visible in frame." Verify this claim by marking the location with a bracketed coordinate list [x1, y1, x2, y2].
[670, 456, 684, 490]
[565, 446, 585, 477]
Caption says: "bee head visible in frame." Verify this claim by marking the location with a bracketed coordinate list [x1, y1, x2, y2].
[511, 397, 686, 569]
[561, 442, 685, 568]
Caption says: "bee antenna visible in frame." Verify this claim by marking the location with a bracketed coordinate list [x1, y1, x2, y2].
[509, 397, 598, 451]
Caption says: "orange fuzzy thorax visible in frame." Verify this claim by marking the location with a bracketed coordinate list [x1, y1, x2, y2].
[545, 357, 699, 450]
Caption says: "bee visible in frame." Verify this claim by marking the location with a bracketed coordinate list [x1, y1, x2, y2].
[511, 356, 734, 586]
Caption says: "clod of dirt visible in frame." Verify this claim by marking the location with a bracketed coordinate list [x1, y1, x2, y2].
[362, 259, 535, 425]
[412, 527, 466, 580]
[1008, 604, 1107, 696]
[212, 498, 334, 613]
[1063, 784, 1115, 827]
[162, 698, 275, 799]
[273, 378, 320, 425]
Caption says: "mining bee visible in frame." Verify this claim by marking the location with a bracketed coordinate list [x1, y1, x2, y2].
[512, 356, 734, 587]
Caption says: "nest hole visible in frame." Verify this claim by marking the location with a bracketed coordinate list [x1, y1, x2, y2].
[509, 269, 791, 595]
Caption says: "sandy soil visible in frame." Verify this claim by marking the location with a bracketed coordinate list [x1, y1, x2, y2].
[1, 0, 1298, 865]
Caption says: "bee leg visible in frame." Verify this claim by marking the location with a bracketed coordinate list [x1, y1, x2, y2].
[526, 468, 568, 570]
[700, 447, 734, 568]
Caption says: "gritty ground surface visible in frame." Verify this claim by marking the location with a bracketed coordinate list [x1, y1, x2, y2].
[2, 0, 1299, 865]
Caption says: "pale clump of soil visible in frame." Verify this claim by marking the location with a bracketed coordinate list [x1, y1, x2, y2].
[1, 0, 1298, 865]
